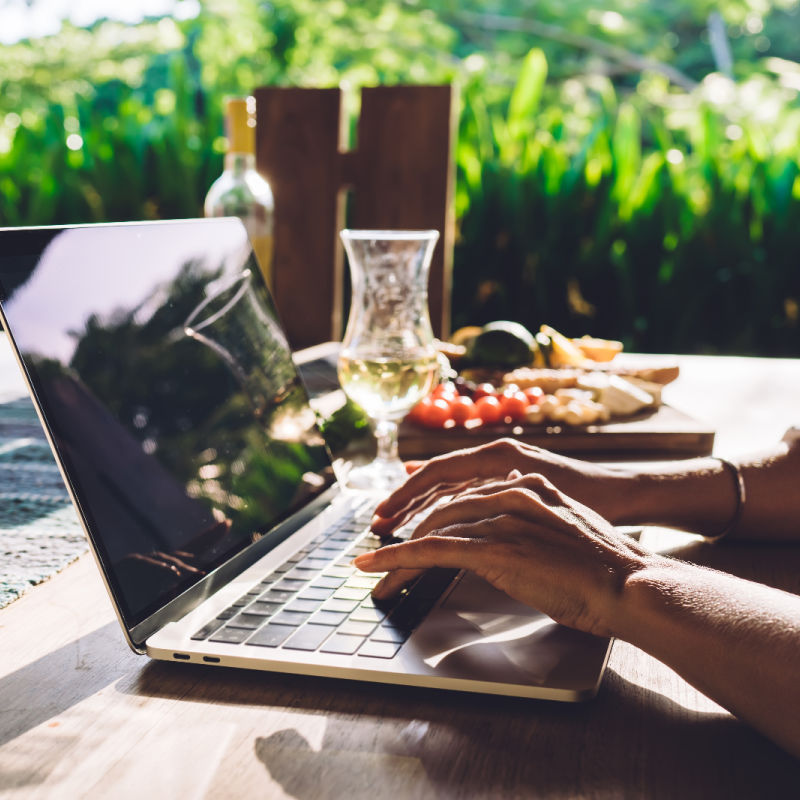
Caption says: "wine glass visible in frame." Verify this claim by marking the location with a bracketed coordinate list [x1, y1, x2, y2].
[337, 229, 440, 491]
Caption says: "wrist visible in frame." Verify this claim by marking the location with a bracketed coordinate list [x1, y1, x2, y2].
[608, 458, 739, 534]
[608, 557, 689, 642]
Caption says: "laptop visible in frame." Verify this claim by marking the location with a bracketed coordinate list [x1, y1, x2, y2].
[0, 218, 611, 701]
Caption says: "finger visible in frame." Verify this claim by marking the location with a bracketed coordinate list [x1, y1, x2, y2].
[354, 533, 487, 576]
[410, 484, 580, 549]
[361, 516, 509, 598]
[404, 460, 425, 474]
[459, 471, 565, 508]
[370, 476, 488, 538]
[374, 440, 524, 519]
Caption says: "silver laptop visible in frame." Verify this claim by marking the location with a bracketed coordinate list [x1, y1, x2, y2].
[0, 218, 611, 701]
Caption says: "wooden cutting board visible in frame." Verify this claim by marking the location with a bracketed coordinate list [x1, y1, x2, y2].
[398, 403, 714, 459]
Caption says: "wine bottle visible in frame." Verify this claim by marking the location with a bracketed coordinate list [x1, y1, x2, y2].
[204, 96, 275, 288]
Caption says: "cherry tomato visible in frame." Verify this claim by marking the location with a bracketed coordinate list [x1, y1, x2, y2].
[420, 397, 452, 428]
[406, 396, 430, 425]
[499, 390, 529, 422]
[524, 386, 544, 405]
[449, 395, 476, 425]
[474, 395, 503, 425]
[472, 382, 497, 400]
[432, 381, 458, 400]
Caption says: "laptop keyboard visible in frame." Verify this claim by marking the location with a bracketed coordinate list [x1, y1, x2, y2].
[189, 504, 458, 659]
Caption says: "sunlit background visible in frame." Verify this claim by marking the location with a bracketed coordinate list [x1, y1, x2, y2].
[2, 0, 799, 355]
[1, 0, 198, 43]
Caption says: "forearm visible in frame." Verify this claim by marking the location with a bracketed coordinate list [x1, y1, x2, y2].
[612, 560, 800, 757]
[604, 432, 800, 541]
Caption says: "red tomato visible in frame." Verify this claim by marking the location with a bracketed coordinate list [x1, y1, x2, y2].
[449, 395, 476, 425]
[499, 390, 528, 421]
[406, 396, 430, 424]
[420, 397, 452, 428]
[524, 386, 544, 405]
[432, 381, 458, 400]
[474, 395, 503, 424]
[472, 382, 497, 400]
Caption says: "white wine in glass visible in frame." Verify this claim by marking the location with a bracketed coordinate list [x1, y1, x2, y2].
[337, 229, 440, 491]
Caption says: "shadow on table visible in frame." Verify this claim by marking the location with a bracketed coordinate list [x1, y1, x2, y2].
[127, 653, 800, 798]
[0, 621, 137, 751]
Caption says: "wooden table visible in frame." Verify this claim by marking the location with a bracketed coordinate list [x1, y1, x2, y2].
[2, 345, 800, 797]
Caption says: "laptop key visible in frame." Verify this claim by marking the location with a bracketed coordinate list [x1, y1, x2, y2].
[297, 557, 330, 571]
[285, 566, 318, 582]
[248, 600, 283, 616]
[271, 610, 312, 627]
[309, 610, 348, 626]
[349, 606, 387, 623]
[209, 626, 251, 644]
[246, 624, 295, 648]
[371, 624, 409, 644]
[358, 640, 403, 659]
[273, 578, 306, 592]
[338, 619, 377, 637]
[216, 608, 237, 620]
[284, 598, 324, 614]
[190, 618, 226, 640]
[311, 575, 347, 590]
[344, 575, 382, 590]
[310, 545, 347, 558]
[228, 612, 267, 630]
[297, 586, 335, 601]
[320, 634, 364, 655]
[323, 565, 353, 578]
[283, 624, 333, 651]
[320, 598, 359, 614]
[261, 588, 295, 603]
[333, 587, 371, 602]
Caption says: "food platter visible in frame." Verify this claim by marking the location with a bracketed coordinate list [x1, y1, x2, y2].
[397, 323, 715, 459]
[398, 402, 715, 459]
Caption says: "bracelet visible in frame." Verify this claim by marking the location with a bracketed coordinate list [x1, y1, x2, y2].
[704, 457, 746, 542]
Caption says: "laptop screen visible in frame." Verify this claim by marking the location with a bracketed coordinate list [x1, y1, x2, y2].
[0, 220, 335, 627]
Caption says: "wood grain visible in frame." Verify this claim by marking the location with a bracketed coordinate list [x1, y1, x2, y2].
[399, 403, 715, 459]
[3, 350, 800, 797]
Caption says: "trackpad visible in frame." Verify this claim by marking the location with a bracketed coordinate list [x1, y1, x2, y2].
[410, 571, 609, 691]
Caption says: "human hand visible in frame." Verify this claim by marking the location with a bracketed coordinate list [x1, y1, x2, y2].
[371, 438, 628, 539]
[355, 471, 660, 638]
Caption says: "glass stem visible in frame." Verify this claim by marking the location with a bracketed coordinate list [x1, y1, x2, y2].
[374, 419, 399, 463]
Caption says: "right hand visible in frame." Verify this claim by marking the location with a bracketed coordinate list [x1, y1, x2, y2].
[371, 438, 629, 539]
[356, 471, 658, 637]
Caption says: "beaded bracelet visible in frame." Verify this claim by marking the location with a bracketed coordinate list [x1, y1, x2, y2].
[704, 457, 746, 542]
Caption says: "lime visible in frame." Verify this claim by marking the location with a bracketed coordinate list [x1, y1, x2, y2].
[466, 320, 536, 369]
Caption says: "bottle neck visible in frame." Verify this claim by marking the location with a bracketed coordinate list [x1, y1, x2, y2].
[224, 152, 256, 173]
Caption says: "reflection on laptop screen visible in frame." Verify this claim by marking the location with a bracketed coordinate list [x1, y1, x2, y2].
[0, 220, 335, 627]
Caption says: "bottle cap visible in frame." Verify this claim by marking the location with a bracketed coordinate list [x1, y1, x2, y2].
[225, 97, 255, 155]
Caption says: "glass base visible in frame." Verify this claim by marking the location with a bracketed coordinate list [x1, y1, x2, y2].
[342, 456, 409, 493]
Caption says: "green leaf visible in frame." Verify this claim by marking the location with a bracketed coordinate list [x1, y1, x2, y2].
[508, 48, 547, 142]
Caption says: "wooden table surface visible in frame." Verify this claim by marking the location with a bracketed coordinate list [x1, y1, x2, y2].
[2, 346, 800, 797]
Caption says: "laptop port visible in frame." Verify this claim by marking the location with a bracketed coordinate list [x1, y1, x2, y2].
[173, 653, 190, 660]
[203, 656, 221, 663]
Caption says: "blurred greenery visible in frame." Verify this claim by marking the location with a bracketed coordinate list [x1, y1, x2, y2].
[2, 0, 799, 354]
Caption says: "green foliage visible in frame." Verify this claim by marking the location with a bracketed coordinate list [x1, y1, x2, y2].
[452, 64, 800, 355]
[2, 0, 800, 355]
